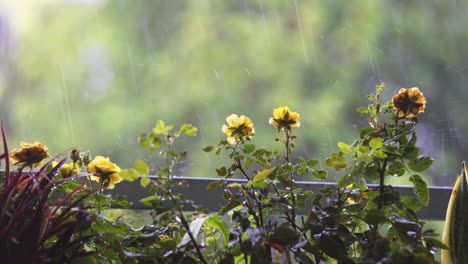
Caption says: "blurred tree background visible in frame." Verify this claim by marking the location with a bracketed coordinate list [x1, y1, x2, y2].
[0, 0, 466, 186]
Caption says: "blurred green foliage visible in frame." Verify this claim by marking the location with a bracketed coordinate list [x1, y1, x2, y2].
[1, 0, 467, 186]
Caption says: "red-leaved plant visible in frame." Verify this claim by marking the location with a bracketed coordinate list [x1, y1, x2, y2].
[0, 123, 95, 263]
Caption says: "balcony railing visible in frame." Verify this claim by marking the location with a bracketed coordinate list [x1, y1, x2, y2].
[111, 176, 452, 221]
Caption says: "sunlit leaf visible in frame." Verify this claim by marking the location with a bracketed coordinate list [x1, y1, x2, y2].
[120, 169, 139, 182]
[253, 167, 276, 182]
[205, 215, 230, 247]
[337, 142, 352, 154]
[134, 160, 150, 175]
[140, 176, 151, 188]
[369, 138, 384, 149]
[180, 123, 198, 136]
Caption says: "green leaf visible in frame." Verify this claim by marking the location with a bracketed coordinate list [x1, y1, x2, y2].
[153, 120, 173, 134]
[205, 216, 230, 247]
[299, 157, 307, 166]
[297, 166, 309, 176]
[218, 199, 241, 216]
[180, 123, 198, 136]
[337, 142, 352, 154]
[365, 209, 388, 225]
[253, 149, 266, 157]
[359, 146, 370, 154]
[120, 169, 139, 181]
[140, 177, 151, 188]
[369, 138, 384, 149]
[373, 190, 401, 206]
[243, 144, 255, 154]
[408, 156, 434, 172]
[372, 150, 387, 159]
[319, 234, 347, 261]
[134, 160, 150, 175]
[278, 174, 296, 188]
[253, 167, 276, 182]
[216, 167, 227, 176]
[307, 160, 319, 167]
[364, 166, 380, 181]
[409, 174, 429, 206]
[401, 196, 423, 212]
[325, 152, 347, 171]
[257, 158, 271, 167]
[245, 158, 254, 169]
[387, 162, 406, 177]
[207, 180, 224, 190]
[357, 107, 369, 113]
[311, 169, 327, 180]
[139, 195, 158, 206]
[203, 146, 214, 152]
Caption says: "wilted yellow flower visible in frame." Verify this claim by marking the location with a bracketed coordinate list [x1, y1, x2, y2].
[269, 106, 300, 130]
[392, 87, 427, 119]
[221, 114, 255, 144]
[10, 141, 50, 168]
[85, 156, 122, 189]
[52, 161, 80, 177]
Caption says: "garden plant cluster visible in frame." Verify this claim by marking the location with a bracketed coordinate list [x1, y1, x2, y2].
[0, 85, 449, 264]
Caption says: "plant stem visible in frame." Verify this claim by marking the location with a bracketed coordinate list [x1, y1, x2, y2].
[284, 129, 297, 231]
[168, 190, 208, 264]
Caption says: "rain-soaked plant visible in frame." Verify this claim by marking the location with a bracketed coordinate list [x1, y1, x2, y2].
[1, 84, 448, 264]
[121, 121, 212, 263]
[202, 84, 446, 263]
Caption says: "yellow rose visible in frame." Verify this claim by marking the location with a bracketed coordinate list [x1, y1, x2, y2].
[52, 161, 80, 177]
[221, 114, 255, 145]
[10, 141, 50, 168]
[269, 106, 300, 130]
[392, 87, 427, 119]
[85, 156, 122, 189]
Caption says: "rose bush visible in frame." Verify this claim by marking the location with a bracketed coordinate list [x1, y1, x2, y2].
[0, 84, 448, 263]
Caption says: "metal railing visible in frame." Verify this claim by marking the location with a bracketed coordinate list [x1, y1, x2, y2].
[111, 176, 452, 220]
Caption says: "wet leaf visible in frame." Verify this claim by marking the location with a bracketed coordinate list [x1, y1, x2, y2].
[409, 174, 429, 205]
[401, 196, 423, 212]
[408, 156, 433, 172]
[207, 180, 224, 190]
[216, 167, 227, 176]
[365, 209, 388, 225]
[311, 169, 327, 180]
